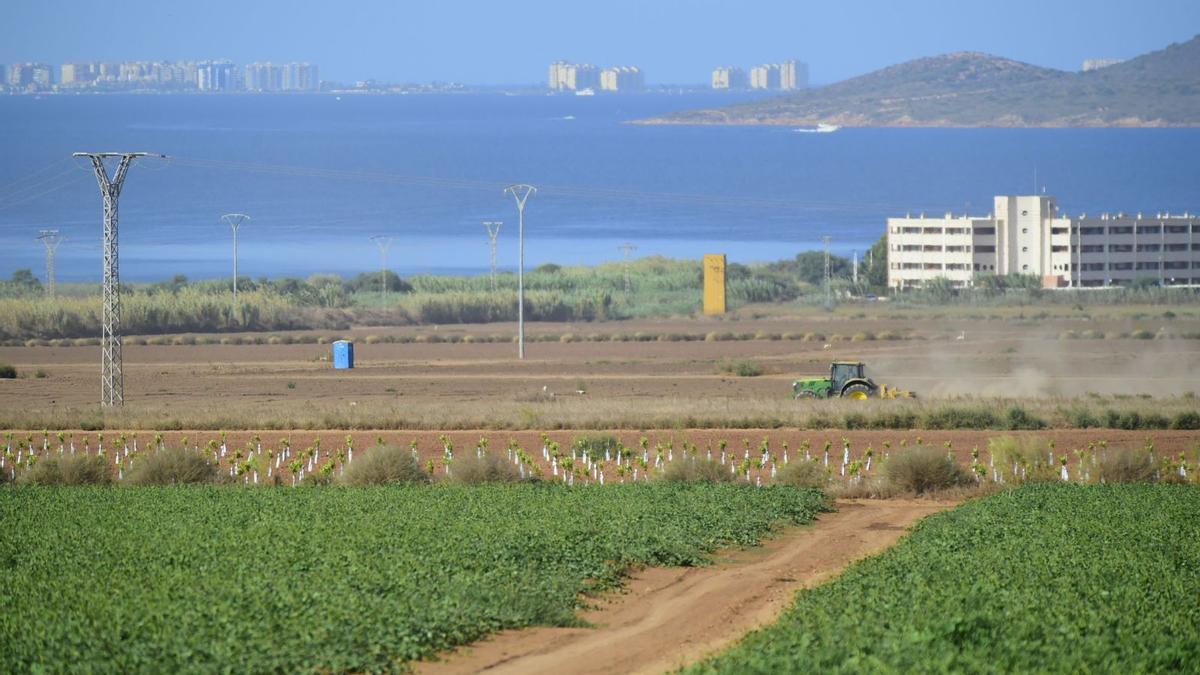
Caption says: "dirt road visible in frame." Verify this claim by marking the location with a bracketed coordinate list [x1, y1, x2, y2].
[418, 499, 953, 675]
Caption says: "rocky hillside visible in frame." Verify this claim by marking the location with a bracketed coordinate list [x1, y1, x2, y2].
[640, 36, 1200, 127]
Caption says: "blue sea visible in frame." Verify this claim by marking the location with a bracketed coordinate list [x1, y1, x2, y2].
[0, 93, 1198, 282]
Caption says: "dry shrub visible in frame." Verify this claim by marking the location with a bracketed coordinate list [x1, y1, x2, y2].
[124, 447, 220, 485]
[447, 451, 520, 485]
[20, 454, 112, 486]
[661, 457, 733, 483]
[340, 446, 430, 486]
[773, 460, 828, 489]
[882, 446, 970, 494]
[1095, 447, 1156, 484]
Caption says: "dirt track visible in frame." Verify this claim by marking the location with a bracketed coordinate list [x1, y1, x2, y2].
[418, 499, 953, 675]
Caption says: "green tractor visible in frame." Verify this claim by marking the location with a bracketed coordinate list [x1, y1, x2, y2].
[793, 361, 915, 400]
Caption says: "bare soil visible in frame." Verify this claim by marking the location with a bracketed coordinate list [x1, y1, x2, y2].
[417, 499, 954, 675]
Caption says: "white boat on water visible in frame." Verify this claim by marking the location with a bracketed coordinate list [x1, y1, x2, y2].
[794, 123, 840, 134]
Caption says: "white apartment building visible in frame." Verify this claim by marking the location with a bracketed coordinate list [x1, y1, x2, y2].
[548, 61, 601, 91]
[749, 60, 807, 90]
[600, 66, 644, 92]
[750, 64, 780, 90]
[711, 66, 747, 89]
[887, 195, 1200, 290]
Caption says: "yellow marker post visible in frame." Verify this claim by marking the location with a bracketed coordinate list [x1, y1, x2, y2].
[703, 254, 726, 315]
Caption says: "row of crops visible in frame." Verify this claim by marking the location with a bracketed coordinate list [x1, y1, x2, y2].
[0, 483, 828, 672]
[690, 484, 1200, 673]
[3, 429, 1198, 490]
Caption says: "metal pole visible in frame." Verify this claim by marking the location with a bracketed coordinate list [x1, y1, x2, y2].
[221, 214, 250, 305]
[74, 151, 161, 407]
[371, 236, 393, 304]
[504, 184, 536, 359]
[822, 235, 832, 307]
[37, 230, 63, 297]
[483, 221, 502, 293]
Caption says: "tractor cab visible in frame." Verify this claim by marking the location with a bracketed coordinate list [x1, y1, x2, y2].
[830, 362, 866, 393]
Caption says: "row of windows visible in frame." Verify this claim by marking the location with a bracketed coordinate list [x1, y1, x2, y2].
[893, 263, 995, 271]
[1046, 243, 1200, 253]
[1049, 261, 1200, 272]
[894, 224, 1199, 236]
[895, 245, 979, 253]
[1079, 278, 1200, 287]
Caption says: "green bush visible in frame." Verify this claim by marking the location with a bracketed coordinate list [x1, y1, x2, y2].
[339, 446, 430, 486]
[882, 446, 969, 494]
[661, 458, 734, 483]
[1065, 407, 1101, 428]
[0, 363, 15, 379]
[572, 434, 620, 458]
[447, 451, 520, 485]
[1004, 404, 1046, 430]
[774, 460, 828, 489]
[922, 406, 1000, 430]
[124, 447, 220, 485]
[20, 454, 112, 486]
[716, 359, 763, 377]
[1171, 410, 1200, 430]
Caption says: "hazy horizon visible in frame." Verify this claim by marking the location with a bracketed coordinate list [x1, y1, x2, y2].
[2, 0, 1197, 85]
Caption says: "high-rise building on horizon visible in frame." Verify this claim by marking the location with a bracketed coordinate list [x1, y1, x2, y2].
[750, 60, 808, 90]
[197, 60, 237, 91]
[600, 66, 644, 92]
[548, 61, 601, 91]
[711, 66, 748, 89]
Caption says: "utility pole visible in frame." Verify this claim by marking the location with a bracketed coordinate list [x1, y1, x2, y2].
[36, 229, 63, 297]
[74, 151, 162, 407]
[370, 236, 393, 304]
[220, 213, 250, 305]
[618, 242, 637, 296]
[852, 250, 858, 286]
[483, 221, 502, 292]
[504, 184, 536, 359]
[822, 235, 833, 308]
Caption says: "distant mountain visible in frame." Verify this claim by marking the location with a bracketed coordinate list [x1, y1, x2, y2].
[640, 36, 1200, 127]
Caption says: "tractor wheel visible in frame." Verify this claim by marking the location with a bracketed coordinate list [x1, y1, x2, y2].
[797, 390, 817, 400]
[842, 383, 872, 400]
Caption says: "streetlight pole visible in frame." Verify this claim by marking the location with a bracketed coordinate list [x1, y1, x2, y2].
[504, 184, 536, 359]
[221, 213, 250, 305]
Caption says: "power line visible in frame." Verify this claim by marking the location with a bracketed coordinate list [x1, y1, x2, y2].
[74, 151, 164, 408]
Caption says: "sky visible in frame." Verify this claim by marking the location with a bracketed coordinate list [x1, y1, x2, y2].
[2, 0, 1198, 85]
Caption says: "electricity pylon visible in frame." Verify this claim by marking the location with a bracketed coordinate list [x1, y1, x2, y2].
[618, 242, 637, 297]
[221, 213, 250, 305]
[370, 235, 393, 304]
[74, 151, 162, 407]
[822, 235, 833, 308]
[36, 229, 63, 297]
[504, 184, 536, 359]
[483, 220, 502, 292]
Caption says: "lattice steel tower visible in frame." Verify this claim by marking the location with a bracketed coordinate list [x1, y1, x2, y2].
[36, 230, 63, 297]
[483, 221, 502, 292]
[370, 235, 393, 303]
[618, 242, 637, 296]
[74, 151, 158, 407]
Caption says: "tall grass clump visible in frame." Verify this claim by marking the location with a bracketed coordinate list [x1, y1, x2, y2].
[773, 460, 828, 489]
[987, 436, 1059, 483]
[20, 454, 112, 486]
[661, 457, 734, 483]
[339, 446, 431, 486]
[124, 447, 220, 485]
[0, 363, 15, 379]
[716, 359, 763, 377]
[882, 446, 969, 494]
[1095, 447, 1157, 484]
[447, 451, 520, 485]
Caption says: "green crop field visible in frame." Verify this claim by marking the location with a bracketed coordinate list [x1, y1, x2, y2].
[0, 483, 826, 673]
[690, 484, 1200, 674]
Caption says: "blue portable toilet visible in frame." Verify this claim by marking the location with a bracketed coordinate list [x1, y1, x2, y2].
[332, 340, 354, 369]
